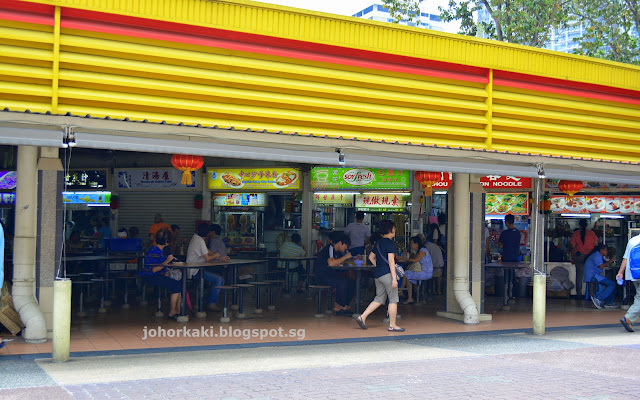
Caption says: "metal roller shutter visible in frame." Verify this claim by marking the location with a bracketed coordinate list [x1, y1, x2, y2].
[117, 192, 202, 241]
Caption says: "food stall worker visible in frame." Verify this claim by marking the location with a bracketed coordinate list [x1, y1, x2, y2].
[570, 219, 598, 297]
[345, 211, 370, 256]
[584, 245, 617, 309]
[499, 214, 521, 262]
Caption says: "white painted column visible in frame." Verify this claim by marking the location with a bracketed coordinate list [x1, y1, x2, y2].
[444, 173, 479, 324]
[531, 177, 546, 334]
[13, 145, 47, 343]
[301, 170, 313, 253]
[52, 278, 71, 362]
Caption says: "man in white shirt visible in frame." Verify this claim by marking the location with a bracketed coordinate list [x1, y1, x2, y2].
[187, 223, 225, 312]
[344, 211, 370, 257]
[617, 234, 640, 332]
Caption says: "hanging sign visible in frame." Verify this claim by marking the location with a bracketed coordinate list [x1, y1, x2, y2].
[485, 193, 529, 215]
[0, 193, 15, 205]
[430, 174, 531, 190]
[208, 168, 301, 190]
[313, 193, 355, 205]
[65, 170, 107, 190]
[0, 171, 17, 190]
[311, 167, 410, 190]
[213, 193, 267, 207]
[550, 195, 639, 214]
[546, 180, 640, 190]
[116, 169, 199, 190]
[62, 191, 111, 204]
[355, 194, 408, 211]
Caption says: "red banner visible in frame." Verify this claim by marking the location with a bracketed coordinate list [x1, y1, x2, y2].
[428, 174, 531, 190]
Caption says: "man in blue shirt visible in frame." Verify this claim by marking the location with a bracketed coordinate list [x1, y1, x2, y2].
[584, 245, 617, 309]
[499, 214, 521, 262]
[315, 233, 354, 315]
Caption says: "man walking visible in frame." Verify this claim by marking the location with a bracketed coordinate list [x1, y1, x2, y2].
[617, 233, 640, 332]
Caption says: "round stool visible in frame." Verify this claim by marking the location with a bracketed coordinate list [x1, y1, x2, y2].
[215, 286, 238, 323]
[264, 279, 284, 311]
[115, 276, 139, 309]
[233, 283, 254, 319]
[72, 281, 94, 317]
[154, 286, 167, 318]
[248, 282, 269, 314]
[90, 278, 110, 313]
[301, 273, 315, 300]
[309, 285, 332, 319]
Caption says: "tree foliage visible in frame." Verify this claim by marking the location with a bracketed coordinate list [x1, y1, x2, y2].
[381, 0, 422, 23]
[570, 0, 640, 65]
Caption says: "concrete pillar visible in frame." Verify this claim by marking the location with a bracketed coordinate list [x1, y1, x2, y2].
[410, 176, 423, 237]
[36, 164, 64, 339]
[531, 177, 546, 334]
[13, 145, 47, 343]
[301, 170, 313, 252]
[437, 173, 480, 324]
[52, 278, 71, 362]
[202, 172, 212, 221]
[469, 175, 487, 314]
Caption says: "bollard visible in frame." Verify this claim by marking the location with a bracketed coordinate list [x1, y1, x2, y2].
[52, 279, 71, 362]
[532, 273, 546, 335]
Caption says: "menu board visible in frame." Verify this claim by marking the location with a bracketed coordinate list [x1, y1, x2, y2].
[208, 168, 301, 190]
[62, 191, 111, 204]
[550, 195, 640, 214]
[213, 193, 266, 207]
[355, 194, 408, 211]
[310, 167, 410, 190]
[485, 193, 529, 215]
[0, 171, 17, 190]
[546, 180, 640, 190]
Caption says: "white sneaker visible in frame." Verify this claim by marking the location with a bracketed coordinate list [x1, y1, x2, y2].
[604, 303, 619, 309]
[591, 296, 603, 309]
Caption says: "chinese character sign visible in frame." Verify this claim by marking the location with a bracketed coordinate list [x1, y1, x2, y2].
[116, 169, 200, 190]
[208, 168, 301, 190]
[355, 194, 407, 210]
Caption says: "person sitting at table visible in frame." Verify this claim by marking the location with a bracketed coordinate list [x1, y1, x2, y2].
[278, 233, 308, 293]
[315, 233, 355, 315]
[356, 219, 404, 332]
[140, 228, 181, 320]
[397, 236, 434, 304]
[186, 223, 225, 312]
[96, 217, 112, 251]
[149, 213, 171, 246]
[584, 244, 617, 309]
[65, 230, 85, 252]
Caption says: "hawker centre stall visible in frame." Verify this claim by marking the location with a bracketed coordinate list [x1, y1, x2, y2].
[1, 0, 639, 343]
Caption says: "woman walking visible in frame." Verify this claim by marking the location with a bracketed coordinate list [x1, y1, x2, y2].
[355, 219, 404, 332]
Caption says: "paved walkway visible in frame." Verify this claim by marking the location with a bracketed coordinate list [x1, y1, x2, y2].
[1, 326, 639, 399]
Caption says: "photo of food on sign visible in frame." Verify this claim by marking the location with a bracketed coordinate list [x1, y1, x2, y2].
[273, 171, 298, 188]
[485, 193, 528, 215]
[209, 168, 301, 191]
[585, 197, 605, 212]
[221, 172, 244, 188]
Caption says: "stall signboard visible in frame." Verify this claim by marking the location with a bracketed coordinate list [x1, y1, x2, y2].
[208, 168, 301, 191]
[546, 180, 640, 190]
[310, 168, 410, 190]
[213, 193, 267, 207]
[432, 174, 531, 190]
[65, 170, 107, 190]
[486, 193, 529, 215]
[0, 193, 15, 205]
[62, 191, 111, 204]
[0, 171, 17, 190]
[549, 195, 640, 214]
[116, 169, 199, 190]
[355, 194, 408, 211]
[313, 193, 355, 206]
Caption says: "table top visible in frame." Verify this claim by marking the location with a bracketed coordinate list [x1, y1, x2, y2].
[330, 264, 375, 271]
[485, 262, 530, 269]
[62, 253, 143, 262]
[152, 259, 266, 269]
[266, 256, 316, 261]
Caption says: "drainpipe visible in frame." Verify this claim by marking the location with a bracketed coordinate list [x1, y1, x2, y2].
[452, 173, 479, 324]
[12, 146, 47, 343]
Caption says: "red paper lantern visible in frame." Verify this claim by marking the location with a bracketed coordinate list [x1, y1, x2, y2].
[171, 154, 204, 186]
[415, 171, 441, 197]
[558, 180, 583, 198]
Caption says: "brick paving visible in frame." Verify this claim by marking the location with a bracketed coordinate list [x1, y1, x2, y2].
[2, 328, 639, 400]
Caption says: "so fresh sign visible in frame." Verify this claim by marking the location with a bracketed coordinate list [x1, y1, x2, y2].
[310, 167, 410, 190]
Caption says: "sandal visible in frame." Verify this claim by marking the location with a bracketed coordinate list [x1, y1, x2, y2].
[388, 327, 405, 332]
[355, 316, 368, 330]
[402, 299, 415, 305]
[168, 314, 179, 321]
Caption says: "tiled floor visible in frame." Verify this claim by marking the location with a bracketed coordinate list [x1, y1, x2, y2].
[0, 291, 627, 356]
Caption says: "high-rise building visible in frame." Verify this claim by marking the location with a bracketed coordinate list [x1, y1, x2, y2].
[352, 3, 447, 32]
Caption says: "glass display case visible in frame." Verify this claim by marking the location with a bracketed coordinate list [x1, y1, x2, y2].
[215, 210, 263, 252]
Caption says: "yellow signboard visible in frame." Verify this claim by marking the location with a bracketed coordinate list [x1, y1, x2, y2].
[314, 193, 355, 205]
[208, 168, 301, 191]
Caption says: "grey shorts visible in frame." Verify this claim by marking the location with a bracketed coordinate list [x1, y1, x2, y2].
[373, 273, 399, 304]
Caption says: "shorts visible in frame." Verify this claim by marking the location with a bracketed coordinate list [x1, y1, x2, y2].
[406, 262, 422, 272]
[433, 268, 443, 278]
[373, 273, 399, 304]
[349, 246, 365, 256]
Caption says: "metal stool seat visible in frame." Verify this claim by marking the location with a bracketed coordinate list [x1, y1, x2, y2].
[233, 283, 254, 319]
[215, 285, 238, 323]
[248, 282, 269, 314]
[72, 280, 94, 317]
[309, 285, 332, 319]
[264, 279, 284, 311]
[301, 273, 315, 299]
[115, 275, 139, 309]
[90, 278, 111, 313]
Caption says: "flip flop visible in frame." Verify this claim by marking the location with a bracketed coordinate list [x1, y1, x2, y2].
[355, 316, 368, 330]
[388, 327, 405, 332]
[402, 300, 415, 305]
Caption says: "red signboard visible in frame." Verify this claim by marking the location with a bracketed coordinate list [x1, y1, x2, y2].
[429, 174, 531, 190]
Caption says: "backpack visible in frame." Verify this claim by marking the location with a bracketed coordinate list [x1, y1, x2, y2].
[629, 243, 640, 280]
